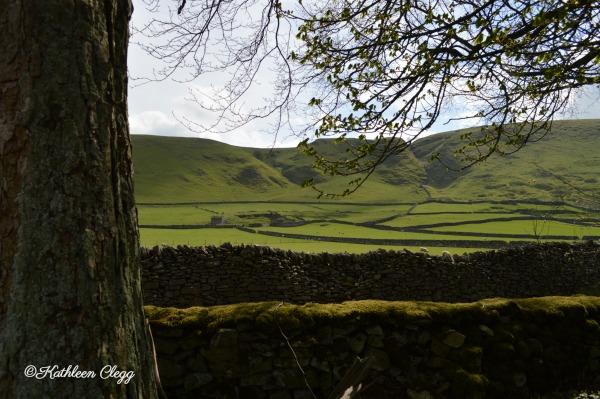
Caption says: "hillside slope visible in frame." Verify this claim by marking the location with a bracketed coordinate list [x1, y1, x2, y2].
[249, 138, 427, 202]
[131, 119, 599, 203]
[412, 119, 600, 201]
[132, 135, 428, 203]
[131, 136, 293, 202]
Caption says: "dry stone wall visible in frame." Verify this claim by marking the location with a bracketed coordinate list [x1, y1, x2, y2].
[149, 298, 600, 399]
[142, 241, 600, 308]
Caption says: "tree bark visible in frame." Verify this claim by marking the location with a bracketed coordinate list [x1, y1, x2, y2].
[0, 1, 159, 398]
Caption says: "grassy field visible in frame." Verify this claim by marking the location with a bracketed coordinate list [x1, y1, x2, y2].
[140, 227, 490, 255]
[138, 199, 599, 254]
[138, 203, 415, 226]
[429, 219, 600, 238]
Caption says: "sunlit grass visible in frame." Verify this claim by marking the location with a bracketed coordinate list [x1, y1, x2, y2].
[138, 199, 599, 254]
[139, 228, 489, 255]
[430, 219, 600, 238]
[382, 212, 519, 227]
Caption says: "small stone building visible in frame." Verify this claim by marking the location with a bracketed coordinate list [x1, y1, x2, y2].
[210, 215, 226, 225]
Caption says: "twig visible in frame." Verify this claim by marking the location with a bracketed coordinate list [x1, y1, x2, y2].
[533, 162, 598, 200]
[177, 0, 186, 14]
[273, 302, 319, 399]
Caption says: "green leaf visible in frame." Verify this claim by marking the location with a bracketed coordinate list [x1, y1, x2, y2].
[474, 33, 485, 45]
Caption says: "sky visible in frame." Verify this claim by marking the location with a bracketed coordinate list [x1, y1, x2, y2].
[127, 1, 600, 149]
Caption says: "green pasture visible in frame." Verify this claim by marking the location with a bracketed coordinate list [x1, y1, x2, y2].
[141, 227, 275, 248]
[137, 203, 414, 226]
[138, 205, 216, 225]
[257, 222, 511, 242]
[292, 203, 413, 223]
[430, 218, 600, 238]
[137, 200, 598, 254]
[381, 212, 520, 228]
[409, 201, 572, 214]
[139, 227, 488, 255]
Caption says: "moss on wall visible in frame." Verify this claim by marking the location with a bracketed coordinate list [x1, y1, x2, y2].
[146, 296, 600, 398]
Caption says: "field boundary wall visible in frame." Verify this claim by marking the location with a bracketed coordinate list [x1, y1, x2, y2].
[141, 241, 600, 308]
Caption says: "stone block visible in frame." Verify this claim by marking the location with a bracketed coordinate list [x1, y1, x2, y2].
[240, 372, 272, 386]
[348, 333, 367, 354]
[179, 334, 205, 351]
[211, 328, 238, 348]
[181, 286, 200, 295]
[366, 325, 384, 336]
[430, 339, 450, 358]
[294, 390, 317, 399]
[273, 369, 318, 389]
[367, 335, 384, 348]
[160, 376, 184, 389]
[183, 372, 213, 391]
[407, 389, 433, 399]
[365, 346, 390, 371]
[427, 356, 448, 369]
[144, 281, 160, 290]
[185, 355, 210, 372]
[417, 330, 431, 345]
[269, 390, 292, 399]
[512, 372, 527, 388]
[154, 337, 179, 355]
[478, 325, 494, 337]
[157, 356, 186, 379]
[442, 329, 466, 349]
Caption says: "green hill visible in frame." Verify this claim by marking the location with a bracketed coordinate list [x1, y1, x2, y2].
[131, 136, 428, 203]
[411, 119, 600, 202]
[131, 136, 294, 202]
[131, 119, 599, 204]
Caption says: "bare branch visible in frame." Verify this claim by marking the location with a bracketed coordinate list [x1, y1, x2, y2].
[273, 303, 318, 399]
[177, 0, 186, 15]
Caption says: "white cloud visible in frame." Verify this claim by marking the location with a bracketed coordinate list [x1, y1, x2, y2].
[129, 110, 193, 137]
[196, 129, 298, 149]
[562, 86, 600, 119]
[129, 105, 300, 148]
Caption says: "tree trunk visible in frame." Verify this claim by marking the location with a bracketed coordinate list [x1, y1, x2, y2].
[0, 1, 159, 398]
